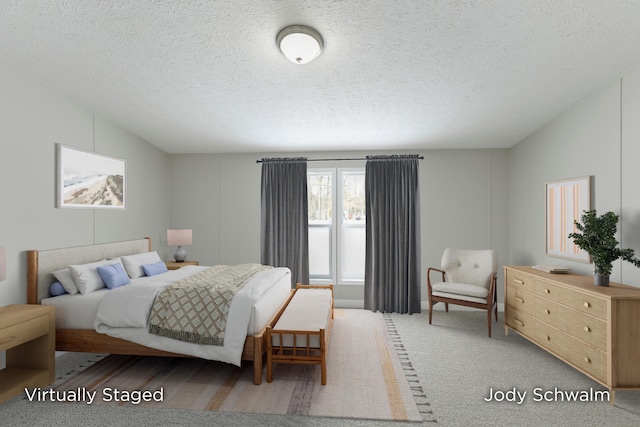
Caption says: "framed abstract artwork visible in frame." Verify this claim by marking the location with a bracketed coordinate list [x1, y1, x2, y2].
[545, 176, 591, 262]
[56, 144, 126, 209]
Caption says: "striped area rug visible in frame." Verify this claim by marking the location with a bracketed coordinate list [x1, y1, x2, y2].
[56, 309, 427, 422]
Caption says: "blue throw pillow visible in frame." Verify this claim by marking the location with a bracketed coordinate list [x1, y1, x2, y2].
[49, 281, 68, 296]
[142, 261, 168, 276]
[97, 262, 131, 289]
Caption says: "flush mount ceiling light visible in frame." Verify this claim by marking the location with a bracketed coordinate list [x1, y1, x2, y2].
[276, 25, 324, 64]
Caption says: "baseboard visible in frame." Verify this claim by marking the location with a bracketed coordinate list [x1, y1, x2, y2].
[335, 300, 505, 313]
[335, 299, 365, 309]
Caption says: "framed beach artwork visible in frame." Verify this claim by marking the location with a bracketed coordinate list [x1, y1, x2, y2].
[56, 144, 126, 209]
[545, 176, 591, 262]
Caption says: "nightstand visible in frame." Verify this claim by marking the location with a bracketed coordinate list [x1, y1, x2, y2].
[0, 304, 55, 403]
[165, 260, 199, 270]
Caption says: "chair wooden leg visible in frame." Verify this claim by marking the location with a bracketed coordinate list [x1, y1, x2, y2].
[487, 308, 492, 338]
[444, 303, 449, 313]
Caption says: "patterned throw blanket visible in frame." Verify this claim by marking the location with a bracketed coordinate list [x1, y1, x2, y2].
[148, 264, 272, 346]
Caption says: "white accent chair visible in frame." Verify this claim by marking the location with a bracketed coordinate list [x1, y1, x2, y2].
[427, 248, 498, 337]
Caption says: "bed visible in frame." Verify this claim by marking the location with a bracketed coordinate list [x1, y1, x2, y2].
[26, 238, 292, 385]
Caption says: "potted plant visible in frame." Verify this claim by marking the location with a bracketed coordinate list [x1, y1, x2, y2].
[568, 210, 640, 286]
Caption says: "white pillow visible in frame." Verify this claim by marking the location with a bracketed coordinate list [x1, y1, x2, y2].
[52, 268, 79, 295]
[121, 251, 162, 279]
[69, 259, 112, 295]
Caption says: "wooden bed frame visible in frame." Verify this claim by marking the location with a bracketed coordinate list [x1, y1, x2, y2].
[26, 237, 291, 385]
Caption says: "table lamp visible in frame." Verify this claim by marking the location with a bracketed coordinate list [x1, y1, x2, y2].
[167, 229, 192, 262]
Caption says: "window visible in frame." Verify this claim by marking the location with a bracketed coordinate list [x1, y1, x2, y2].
[308, 168, 366, 284]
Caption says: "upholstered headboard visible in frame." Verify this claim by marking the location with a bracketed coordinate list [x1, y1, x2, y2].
[27, 238, 151, 304]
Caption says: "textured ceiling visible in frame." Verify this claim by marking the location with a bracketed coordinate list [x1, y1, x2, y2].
[1, 1, 640, 154]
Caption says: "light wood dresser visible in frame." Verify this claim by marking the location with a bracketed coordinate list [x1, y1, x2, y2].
[504, 266, 640, 404]
[0, 304, 55, 403]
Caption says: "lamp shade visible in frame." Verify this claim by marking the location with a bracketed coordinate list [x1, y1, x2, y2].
[277, 25, 323, 64]
[167, 229, 192, 246]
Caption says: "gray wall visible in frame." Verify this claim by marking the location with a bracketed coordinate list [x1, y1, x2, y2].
[168, 150, 510, 307]
[509, 62, 640, 288]
[1, 56, 510, 311]
[7, 47, 640, 315]
[0, 60, 170, 306]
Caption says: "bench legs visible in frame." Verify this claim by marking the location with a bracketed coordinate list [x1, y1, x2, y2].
[266, 328, 328, 385]
[264, 284, 333, 385]
[320, 331, 327, 385]
[253, 335, 263, 385]
[266, 336, 273, 384]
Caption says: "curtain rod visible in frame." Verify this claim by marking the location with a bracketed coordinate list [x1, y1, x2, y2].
[256, 156, 424, 163]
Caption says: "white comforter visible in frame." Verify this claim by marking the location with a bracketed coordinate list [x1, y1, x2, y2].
[94, 265, 290, 366]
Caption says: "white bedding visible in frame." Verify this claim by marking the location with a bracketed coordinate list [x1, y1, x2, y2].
[44, 265, 291, 366]
[42, 288, 109, 329]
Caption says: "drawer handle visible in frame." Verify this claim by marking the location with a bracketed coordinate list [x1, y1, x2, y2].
[544, 288, 550, 294]
[584, 356, 591, 364]
[584, 326, 591, 332]
[0, 335, 16, 345]
[584, 302, 591, 308]
[513, 318, 524, 327]
[515, 297, 525, 303]
[545, 309, 550, 315]
[513, 279, 525, 285]
[545, 335, 550, 341]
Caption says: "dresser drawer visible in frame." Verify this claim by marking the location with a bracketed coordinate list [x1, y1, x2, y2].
[536, 322, 606, 382]
[506, 309, 536, 338]
[506, 285, 535, 317]
[534, 281, 607, 320]
[535, 298, 607, 350]
[0, 315, 49, 352]
[505, 269, 535, 293]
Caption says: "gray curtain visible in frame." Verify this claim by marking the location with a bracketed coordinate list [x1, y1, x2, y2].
[260, 157, 309, 287]
[364, 155, 421, 314]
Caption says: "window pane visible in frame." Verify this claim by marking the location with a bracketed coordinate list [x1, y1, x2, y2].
[308, 173, 332, 222]
[308, 171, 334, 280]
[341, 225, 365, 279]
[309, 225, 331, 277]
[340, 171, 366, 281]
[342, 173, 365, 224]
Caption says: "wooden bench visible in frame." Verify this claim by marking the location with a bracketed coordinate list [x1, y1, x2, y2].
[265, 283, 334, 385]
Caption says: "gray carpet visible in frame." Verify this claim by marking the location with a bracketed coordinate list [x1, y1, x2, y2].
[393, 310, 640, 426]
[2, 310, 640, 426]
